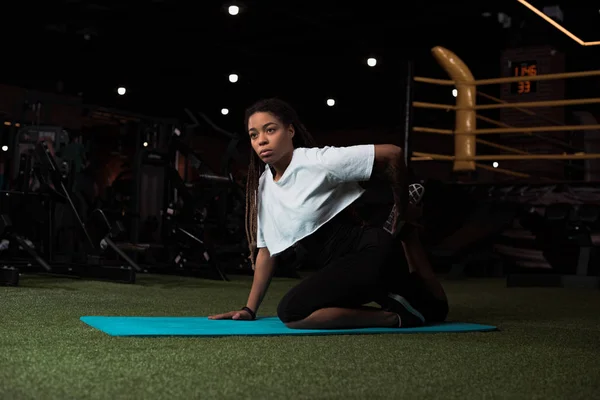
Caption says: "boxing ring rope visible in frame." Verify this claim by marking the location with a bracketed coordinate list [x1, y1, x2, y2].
[452, 125, 600, 135]
[414, 69, 600, 86]
[464, 98, 600, 111]
[474, 95, 588, 178]
[474, 92, 586, 155]
[412, 151, 532, 179]
[408, 46, 600, 177]
[414, 152, 600, 161]
[474, 115, 586, 176]
[412, 127, 541, 167]
[476, 91, 564, 127]
[413, 98, 600, 112]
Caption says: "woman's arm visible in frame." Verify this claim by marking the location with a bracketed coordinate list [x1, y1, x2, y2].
[372, 144, 408, 229]
[246, 247, 276, 314]
[208, 247, 276, 320]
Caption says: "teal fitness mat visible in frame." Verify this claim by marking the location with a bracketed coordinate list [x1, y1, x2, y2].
[80, 316, 497, 337]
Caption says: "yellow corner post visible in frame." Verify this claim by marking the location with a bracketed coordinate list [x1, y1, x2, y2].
[431, 46, 476, 171]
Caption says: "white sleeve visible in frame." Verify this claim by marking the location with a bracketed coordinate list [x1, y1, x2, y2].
[309, 145, 375, 183]
[256, 211, 266, 249]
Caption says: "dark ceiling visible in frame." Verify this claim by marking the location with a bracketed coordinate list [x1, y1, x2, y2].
[2, 0, 599, 132]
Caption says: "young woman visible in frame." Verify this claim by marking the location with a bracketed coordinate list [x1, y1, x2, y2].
[209, 98, 448, 329]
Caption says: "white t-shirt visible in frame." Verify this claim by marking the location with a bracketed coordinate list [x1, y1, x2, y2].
[256, 145, 375, 256]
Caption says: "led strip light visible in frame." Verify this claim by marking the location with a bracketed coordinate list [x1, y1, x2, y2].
[517, 0, 600, 46]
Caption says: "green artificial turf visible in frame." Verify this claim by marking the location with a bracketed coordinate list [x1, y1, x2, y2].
[1, 272, 599, 400]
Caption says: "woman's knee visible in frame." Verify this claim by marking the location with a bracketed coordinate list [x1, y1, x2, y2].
[277, 292, 307, 324]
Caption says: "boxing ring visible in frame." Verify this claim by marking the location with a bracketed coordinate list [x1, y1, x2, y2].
[404, 47, 600, 289]
[406, 46, 600, 180]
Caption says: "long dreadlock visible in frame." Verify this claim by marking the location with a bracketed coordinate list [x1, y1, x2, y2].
[244, 98, 317, 266]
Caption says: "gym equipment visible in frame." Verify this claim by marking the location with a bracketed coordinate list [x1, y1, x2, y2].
[101, 110, 249, 278]
[129, 148, 170, 247]
[116, 112, 249, 278]
[183, 109, 243, 176]
[87, 209, 141, 273]
[0, 214, 51, 272]
[423, 181, 599, 287]
[80, 316, 498, 337]
[430, 203, 517, 279]
[0, 265, 19, 286]
[2, 135, 140, 285]
[111, 128, 235, 279]
[35, 139, 95, 249]
[176, 111, 247, 246]
[507, 203, 600, 289]
[162, 127, 247, 279]
[0, 187, 55, 275]
[162, 172, 229, 281]
[167, 125, 247, 276]
[10, 126, 70, 182]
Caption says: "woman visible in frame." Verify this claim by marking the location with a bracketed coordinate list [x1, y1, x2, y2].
[209, 98, 448, 329]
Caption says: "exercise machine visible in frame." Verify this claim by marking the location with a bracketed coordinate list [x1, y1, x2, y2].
[160, 128, 239, 280]
[0, 213, 51, 286]
[506, 203, 600, 289]
[108, 111, 249, 278]
[1, 127, 141, 285]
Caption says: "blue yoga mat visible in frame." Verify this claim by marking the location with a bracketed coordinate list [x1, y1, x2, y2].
[80, 316, 497, 337]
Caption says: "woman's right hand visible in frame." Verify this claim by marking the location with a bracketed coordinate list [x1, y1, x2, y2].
[208, 310, 254, 320]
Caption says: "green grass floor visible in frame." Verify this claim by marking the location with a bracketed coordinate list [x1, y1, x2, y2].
[2, 272, 600, 400]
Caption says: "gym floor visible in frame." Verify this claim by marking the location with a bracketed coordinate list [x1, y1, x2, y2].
[2, 273, 599, 399]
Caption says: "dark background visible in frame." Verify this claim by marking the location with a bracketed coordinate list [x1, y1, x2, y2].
[0, 0, 599, 183]
[3, 1, 599, 123]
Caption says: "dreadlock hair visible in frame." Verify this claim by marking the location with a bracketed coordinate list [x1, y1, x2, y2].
[244, 98, 317, 266]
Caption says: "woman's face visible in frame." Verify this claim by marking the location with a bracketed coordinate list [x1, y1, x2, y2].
[247, 112, 295, 164]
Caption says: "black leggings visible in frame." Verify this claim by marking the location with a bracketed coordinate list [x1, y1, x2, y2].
[277, 211, 448, 324]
